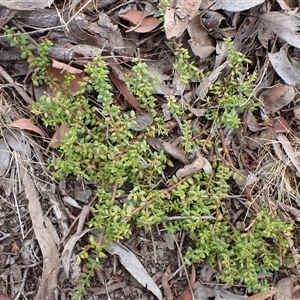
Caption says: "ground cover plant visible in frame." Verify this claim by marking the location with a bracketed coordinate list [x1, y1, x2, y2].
[2, 24, 295, 299]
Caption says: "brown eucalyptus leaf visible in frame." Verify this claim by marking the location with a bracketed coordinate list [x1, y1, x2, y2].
[109, 69, 144, 113]
[133, 16, 162, 33]
[119, 10, 144, 25]
[8, 118, 45, 141]
[273, 117, 291, 133]
[258, 85, 294, 114]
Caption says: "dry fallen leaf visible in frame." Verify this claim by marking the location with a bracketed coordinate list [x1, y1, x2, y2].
[201, 0, 264, 12]
[277, 133, 300, 176]
[133, 16, 162, 33]
[161, 271, 173, 300]
[47, 65, 86, 93]
[108, 242, 163, 300]
[49, 124, 70, 148]
[0, 292, 10, 300]
[119, 10, 144, 24]
[119, 10, 162, 33]
[51, 59, 83, 74]
[161, 140, 189, 165]
[260, 12, 300, 49]
[246, 289, 278, 300]
[164, 0, 202, 39]
[0, 0, 54, 10]
[187, 15, 215, 60]
[0, 140, 11, 177]
[8, 118, 45, 141]
[274, 277, 298, 300]
[179, 265, 196, 300]
[268, 46, 300, 86]
[176, 151, 204, 178]
[258, 84, 294, 114]
[273, 117, 291, 133]
[109, 69, 144, 113]
[20, 165, 59, 300]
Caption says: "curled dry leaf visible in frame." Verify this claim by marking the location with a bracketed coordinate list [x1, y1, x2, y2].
[8, 118, 45, 141]
[176, 151, 204, 178]
[258, 85, 294, 114]
[179, 265, 196, 300]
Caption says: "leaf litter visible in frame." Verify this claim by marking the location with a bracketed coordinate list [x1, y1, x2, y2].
[2, 0, 300, 299]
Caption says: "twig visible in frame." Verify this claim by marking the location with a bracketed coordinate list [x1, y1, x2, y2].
[14, 268, 29, 300]
[0, 66, 32, 104]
